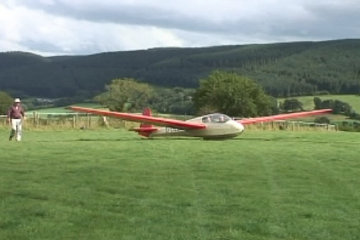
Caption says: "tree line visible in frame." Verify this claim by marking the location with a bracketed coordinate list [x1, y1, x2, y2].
[96, 71, 281, 117]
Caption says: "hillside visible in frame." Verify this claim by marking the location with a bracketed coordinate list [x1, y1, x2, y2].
[1, 39, 360, 98]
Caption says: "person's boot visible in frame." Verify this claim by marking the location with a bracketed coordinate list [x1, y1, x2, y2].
[9, 129, 15, 141]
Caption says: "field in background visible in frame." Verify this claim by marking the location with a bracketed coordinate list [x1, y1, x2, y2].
[1, 129, 359, 240]
[24, 94, 360, 124]
[0, 114, 335, 132]
[31, 103, 103, 114]
[18, 97, 348, 130]
[279, 94, 360, 112]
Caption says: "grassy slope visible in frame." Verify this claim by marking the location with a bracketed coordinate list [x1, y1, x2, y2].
[1, 129, 359, 240]
[305, 95, 360, 112]
[279, 94, 360, 112]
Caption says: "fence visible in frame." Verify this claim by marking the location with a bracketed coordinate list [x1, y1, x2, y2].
[0, 112, 336, 131]
[244, 120, 336, 131]
[0, 112, 137, 130]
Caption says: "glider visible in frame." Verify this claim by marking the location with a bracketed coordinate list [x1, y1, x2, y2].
[70, 106, 332, 139]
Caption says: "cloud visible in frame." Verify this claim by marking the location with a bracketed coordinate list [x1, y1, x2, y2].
[0, 2, 186, 55]
[4, 0, 314, 33]
[1, 0, 359, 55]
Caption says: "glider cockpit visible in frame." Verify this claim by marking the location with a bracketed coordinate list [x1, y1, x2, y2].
[201, 113, 231, 123]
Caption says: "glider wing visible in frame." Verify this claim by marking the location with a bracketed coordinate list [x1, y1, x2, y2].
[70, 106, 206, 130]
[238, 109, 332, 125]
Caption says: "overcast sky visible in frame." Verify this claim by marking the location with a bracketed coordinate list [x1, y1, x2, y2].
[1, 0, 359, 56]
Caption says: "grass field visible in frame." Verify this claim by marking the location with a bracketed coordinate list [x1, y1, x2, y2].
[1, 128, 359, 240]
[279, 94, 360, 112]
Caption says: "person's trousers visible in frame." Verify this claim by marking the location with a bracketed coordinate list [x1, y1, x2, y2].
[10, 119, 22, 141]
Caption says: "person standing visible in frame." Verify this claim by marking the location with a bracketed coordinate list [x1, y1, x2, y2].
[7, 98, 25, 141]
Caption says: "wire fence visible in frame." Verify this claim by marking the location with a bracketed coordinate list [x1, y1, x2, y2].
[0, 112, 337, 132]
[244, 120, 337, 131]
[0, 112, 138, 130]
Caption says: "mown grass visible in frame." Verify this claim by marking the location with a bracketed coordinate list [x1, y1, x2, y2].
[1, 128, 359, 240]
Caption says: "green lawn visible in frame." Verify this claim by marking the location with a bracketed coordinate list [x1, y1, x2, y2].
[1, 128, 359, 240]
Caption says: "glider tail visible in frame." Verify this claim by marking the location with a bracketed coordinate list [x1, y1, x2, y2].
[132, 108, 158, 137]
[140, 108, 153, 129]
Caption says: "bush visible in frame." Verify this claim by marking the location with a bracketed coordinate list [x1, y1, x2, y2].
[337, 121, 360, 132]
[315, 116, 330, 124]
[282, 98, 303, 112]
[0, 91, 13, 114]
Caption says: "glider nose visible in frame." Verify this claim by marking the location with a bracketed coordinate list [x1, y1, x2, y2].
[236, 121, 245, 133]
[230, 120, 244, 133]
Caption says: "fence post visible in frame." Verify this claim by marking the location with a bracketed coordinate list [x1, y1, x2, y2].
[33, 112, 40, 128]
[87, 114, 91, 128]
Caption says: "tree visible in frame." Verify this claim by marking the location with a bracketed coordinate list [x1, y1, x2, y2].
[333, 100, 352, 115]
[314, 98, 354, 115]
[150, 87, 195, 114]
[314, 116, 330, 124]
[282, 98, 303, 112]
[313, 97, 322, 109]
[0, 91, 13, 114]
[193, 70, 275, 117]
[95, 78, 153, 112]
[313, 97, 360, 120]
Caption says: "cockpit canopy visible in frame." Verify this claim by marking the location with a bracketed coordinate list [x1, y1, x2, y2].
[201, 113, 231, 123]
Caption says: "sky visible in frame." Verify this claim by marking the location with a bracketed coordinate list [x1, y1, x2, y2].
[1, 0, 359, 56]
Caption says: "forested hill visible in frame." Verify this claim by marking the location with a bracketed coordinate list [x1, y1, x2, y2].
[1, 39, 359, 98]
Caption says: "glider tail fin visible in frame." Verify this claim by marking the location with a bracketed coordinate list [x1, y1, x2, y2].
[132, 108, 158, 137]
[140, 108, 153, 128]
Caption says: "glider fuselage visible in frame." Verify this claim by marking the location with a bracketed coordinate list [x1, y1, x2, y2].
[148, 113, 245, 139]
[69, 106, 332, 140]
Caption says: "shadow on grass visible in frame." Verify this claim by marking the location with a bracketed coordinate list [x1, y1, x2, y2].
[75, 137, 202, 142]
[35, 136, 360, 144]
[35, 138, 138, 142]
[236, 136, 360, 144]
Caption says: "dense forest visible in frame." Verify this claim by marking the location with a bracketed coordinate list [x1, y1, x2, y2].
[0, 39, 359, 98]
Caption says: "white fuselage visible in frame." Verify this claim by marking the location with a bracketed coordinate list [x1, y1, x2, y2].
[149, 113, 245, 139]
